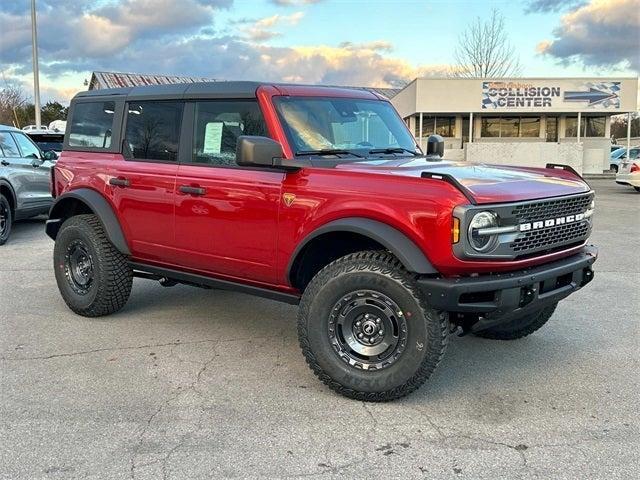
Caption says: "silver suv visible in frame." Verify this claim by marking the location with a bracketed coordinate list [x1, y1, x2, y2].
[0, 124, 57, 245]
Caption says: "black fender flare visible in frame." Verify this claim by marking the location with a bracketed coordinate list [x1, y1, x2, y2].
[45, 189, 130, 255]
[0, 179, 17, 209]
[287, 217, 438, 280]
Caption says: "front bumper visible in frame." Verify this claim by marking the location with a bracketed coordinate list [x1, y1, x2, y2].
[616, 173, 640, 187]
[418, 245, 597, 330]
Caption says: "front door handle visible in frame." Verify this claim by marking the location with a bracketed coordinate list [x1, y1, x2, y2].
[179, 185, 206, 196]
[1, 160, 9, 166]
[109, 177, 130, 187]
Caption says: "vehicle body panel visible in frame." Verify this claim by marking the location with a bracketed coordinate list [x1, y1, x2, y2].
[616, 160, 640, 187]
[52, 83, 596, 293]
[174, 164, 284, 284]
[0, 126, 53, 218]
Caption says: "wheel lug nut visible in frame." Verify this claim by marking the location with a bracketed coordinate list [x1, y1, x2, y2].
[358, 333, 364, 339]
[376, 318, 381, 324]
[379, 330, 384, 335]
[355, 321, 361, 327]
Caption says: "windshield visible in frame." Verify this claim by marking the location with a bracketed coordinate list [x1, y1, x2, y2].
[611, 148, 625, 158]
[274, 97, 418, 157]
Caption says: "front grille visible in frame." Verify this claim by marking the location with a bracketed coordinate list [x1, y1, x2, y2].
[509, 193, 593, 257]
[512, 193, 593, 223]
[511, 221, 590, 254]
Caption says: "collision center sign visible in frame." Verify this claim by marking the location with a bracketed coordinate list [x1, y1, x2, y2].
[481, 81, 621, 110]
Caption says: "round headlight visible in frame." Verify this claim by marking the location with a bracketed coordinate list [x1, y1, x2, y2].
[468, 211, 498, 252]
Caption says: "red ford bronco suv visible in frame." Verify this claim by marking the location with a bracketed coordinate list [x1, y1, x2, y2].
[46, 82, 597, 401]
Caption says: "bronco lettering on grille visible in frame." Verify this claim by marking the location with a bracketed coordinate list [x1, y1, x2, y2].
[519, 213, 585, 232]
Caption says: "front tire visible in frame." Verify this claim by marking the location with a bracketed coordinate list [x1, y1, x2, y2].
[473, 303, 557, 340]
[634, 186, 640, 192]
[0, 194, 12, 246]
[53, 214, 133, 317]
[297, 251, 449, 401]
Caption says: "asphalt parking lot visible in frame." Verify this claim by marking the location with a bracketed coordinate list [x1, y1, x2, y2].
[0, 179, 638, 480]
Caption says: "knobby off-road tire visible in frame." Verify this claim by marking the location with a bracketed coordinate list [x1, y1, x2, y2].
[473, 303, 558, 340]
[0, 193, 12, 246]
[298, 251, 449, 401]
[53, 214, 133, 317]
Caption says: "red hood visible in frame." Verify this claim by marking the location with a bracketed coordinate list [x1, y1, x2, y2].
[335, 158, 590, 204]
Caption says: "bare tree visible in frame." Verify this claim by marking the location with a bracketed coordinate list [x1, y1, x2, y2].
[452, 9, 522, 78]
[0, 84, 29, 127]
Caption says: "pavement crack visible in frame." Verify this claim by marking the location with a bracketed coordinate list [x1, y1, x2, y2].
[1, 335, 283, 361]
[1, 339, 217, 361]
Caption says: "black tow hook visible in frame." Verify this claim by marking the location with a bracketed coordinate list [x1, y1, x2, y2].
[519, 287, 536, 308]
[581, 268, 594, 286]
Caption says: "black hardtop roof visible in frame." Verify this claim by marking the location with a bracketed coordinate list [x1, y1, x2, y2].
[74, 81, 264, 101]
[72, 81, 381, 102]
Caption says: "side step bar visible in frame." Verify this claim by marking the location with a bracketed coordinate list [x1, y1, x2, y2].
[130, 262, 301, 305]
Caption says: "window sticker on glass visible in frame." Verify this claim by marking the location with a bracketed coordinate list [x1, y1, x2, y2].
[203, 122, 223, 154]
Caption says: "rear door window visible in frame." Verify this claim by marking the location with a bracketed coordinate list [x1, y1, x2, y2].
[191, 100, 266, 166]
[0, 131, 21, 157]
[124, 101, 183, 162]
[68, 101, 116, 148]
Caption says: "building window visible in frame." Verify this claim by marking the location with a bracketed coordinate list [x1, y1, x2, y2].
[546, 116, 558, 142]
[520, 117, 541, 137]
[481, 116, 540, 138]
[481, 117, 500, 137]
[565, 116, 606, 138]
[415, 115, 456, 137]
[501, 117, 520, 137]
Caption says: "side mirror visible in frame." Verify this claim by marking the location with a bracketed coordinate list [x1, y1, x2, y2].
[426, 134, 444, 158]
[43, 150, 58, 161]
[236, 136, 284, 168]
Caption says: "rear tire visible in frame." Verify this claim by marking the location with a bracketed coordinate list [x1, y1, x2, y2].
[0, 194, 12, 246]
[53, 214, 133, 317]
[473, 303, 557, 340]
[297, 251, 449, 401]
[610, 164, 618, 173]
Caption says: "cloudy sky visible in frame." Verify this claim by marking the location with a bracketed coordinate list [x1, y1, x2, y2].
[1, 0, 638, 103]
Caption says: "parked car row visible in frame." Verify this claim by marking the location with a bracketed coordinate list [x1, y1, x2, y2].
[610, 145, 639, 172]
[616, 158, 640, 192]
[0, 124, 58, 245]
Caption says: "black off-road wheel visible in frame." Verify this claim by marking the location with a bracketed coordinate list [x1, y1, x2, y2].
[0, 194, 12, 246]
[473, 303, 557, 340]
[53, 214, 133, 317]
[298, 251, 449, 401]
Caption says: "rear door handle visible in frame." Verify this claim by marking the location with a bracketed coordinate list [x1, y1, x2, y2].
[179, 185, 206, 196]
[109, 177, 130, 187]
[0, 160, 9, 166]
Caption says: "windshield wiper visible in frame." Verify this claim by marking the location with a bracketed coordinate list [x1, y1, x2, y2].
[367, 147, 421, 156]
[297, 149, 365, 158]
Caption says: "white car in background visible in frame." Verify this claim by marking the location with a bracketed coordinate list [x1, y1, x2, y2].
[22, 125, 49, 132]
[616, 159, 640, 192]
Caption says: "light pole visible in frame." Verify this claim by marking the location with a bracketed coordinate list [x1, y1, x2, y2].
[30, 0, 41, 128]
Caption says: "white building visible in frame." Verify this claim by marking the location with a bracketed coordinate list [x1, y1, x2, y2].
[391, 77, 639, 174]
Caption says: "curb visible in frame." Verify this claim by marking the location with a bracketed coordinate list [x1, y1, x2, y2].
[583, 174, 616, 180]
